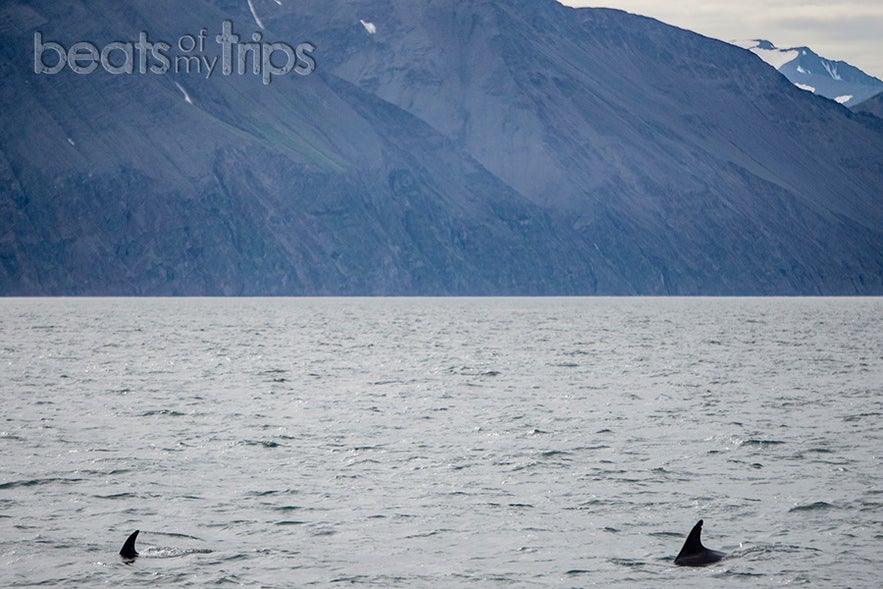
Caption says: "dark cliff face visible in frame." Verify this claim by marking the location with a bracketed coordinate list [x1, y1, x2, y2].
[1, 0, 882, 295]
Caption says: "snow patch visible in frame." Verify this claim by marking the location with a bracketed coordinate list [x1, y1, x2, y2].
[730, 39, 757, 50]
[175, 82, 194, 105]
[796, 65, 807, 74]
[750, 47, 799, 70]
[732, 40, 798, 70]
[360, 19, 377, 34]
[247, 0, 265, 30]
[794, 82, 815, 93]
[821, 61, 841, 81]
[835, 95, 853, 104]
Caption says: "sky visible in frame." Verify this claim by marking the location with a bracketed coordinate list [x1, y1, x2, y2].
[559, 1, 883, 79]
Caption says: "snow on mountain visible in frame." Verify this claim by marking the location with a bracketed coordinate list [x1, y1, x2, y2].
[734, 39, 883, 107]
[732, 39, 797, 70]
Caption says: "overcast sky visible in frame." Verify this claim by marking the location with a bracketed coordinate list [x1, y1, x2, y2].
[559, 1, 883, 79]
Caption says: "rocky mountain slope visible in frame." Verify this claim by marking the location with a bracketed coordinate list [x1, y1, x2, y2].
[1, 0, 882, 295]
[852, 92, 883, 120]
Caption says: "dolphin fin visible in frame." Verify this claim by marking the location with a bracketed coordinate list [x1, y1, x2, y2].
[674, 519, 725, 566]
[120, 529, 140, 559]
[679, 519, 706, 555]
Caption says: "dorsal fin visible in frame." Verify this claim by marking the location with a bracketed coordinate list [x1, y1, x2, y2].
[674, 519, 726, 566]
[120, 530, 140, 559]
[678, 520, 706, 557]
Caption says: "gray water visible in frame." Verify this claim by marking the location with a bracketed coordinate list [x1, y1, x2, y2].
[1, 297, 881, 588]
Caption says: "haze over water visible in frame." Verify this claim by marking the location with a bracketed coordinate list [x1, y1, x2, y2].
[1, 297, 880, 587]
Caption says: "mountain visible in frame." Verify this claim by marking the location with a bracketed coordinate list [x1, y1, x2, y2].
[852, 92, 883, 120]
[733, 39, 883, 107]
[0, 0, 589, 295]
[1, 0, 882, 295]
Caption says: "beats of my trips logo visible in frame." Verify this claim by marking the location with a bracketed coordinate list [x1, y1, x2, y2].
[34, 20, 316, 85]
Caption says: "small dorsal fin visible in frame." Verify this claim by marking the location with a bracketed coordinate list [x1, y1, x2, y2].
[120, 530, 140, 559]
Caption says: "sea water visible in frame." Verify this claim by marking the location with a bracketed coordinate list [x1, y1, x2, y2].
[1, 297, 880, 588]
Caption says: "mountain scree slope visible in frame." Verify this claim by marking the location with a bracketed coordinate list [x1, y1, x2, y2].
[1, 0, 882, 295]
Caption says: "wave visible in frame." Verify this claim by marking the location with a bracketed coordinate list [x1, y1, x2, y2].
[789, 501, 837, 512]
[0, 477, 84, 489]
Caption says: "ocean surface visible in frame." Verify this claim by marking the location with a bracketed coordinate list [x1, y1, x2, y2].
[1, 297, 881, 588]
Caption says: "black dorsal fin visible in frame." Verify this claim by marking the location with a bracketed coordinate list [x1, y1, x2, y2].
[120, 529, 140, 559]
[674, 519, 726, 566]
[678, 520, 706, 557]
